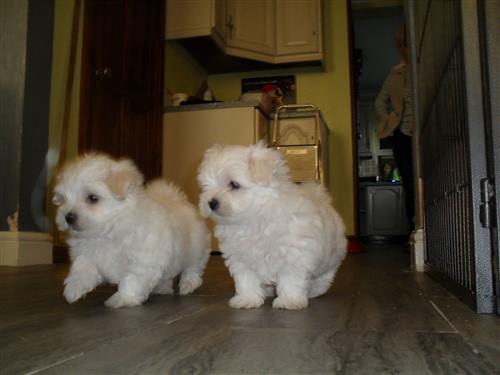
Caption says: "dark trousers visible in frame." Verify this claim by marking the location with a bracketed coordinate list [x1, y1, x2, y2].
[392, 128, 415, 230]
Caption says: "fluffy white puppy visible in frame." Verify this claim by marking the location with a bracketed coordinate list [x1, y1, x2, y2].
[197, 142, 347, 310]
[53, 153, 211, 308]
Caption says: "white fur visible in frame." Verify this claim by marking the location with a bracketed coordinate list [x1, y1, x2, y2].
[53, 153, 211, 308]
[197, 142, 347, 310]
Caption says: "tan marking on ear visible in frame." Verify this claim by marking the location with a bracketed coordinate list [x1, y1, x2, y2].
[105, 169, 140, 200]
[106, 171, 126, 200]
[249, 156, 275, 186]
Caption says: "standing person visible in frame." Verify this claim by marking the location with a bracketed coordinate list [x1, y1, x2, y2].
[375, 24, 415, 231]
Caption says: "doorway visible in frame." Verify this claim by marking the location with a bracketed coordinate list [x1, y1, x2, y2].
[350, 2, 411, 243]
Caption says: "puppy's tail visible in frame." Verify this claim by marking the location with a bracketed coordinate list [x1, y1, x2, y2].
[146, 179, 188, 203]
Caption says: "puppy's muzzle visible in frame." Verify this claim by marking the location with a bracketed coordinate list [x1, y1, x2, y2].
[208, 198, 219, 212]
[65, 212, 77, 225]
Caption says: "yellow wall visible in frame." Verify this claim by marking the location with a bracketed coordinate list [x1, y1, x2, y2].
[164, 40, 207, 98]
[207, 0, 355, 235]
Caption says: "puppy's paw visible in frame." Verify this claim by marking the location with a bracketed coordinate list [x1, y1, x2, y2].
[229, 294, 264, 309]
[63, 281, 88, 304]
[272, 295, 308, 310]
[179, 274, 202, 295]
[104, 292, 142, 308]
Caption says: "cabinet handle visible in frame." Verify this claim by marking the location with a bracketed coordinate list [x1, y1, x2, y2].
[227, 15, 234, 38]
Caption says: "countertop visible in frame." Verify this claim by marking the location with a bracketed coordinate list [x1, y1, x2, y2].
[164, 101, 327, 123]
[164, 100, 270, 117]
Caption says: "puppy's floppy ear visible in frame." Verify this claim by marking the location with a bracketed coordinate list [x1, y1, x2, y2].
[106, 159, 144, 200]
[248, 142, 282, 186]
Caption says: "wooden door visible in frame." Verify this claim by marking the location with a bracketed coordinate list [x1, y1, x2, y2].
[79, 0, 164, 180]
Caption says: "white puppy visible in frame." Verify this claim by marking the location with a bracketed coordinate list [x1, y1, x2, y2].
[53, 153, 211, 308]
[197, 143, 347, 310]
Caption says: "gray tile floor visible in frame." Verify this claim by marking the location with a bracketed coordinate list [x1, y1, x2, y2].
[1, 245, 499, 374]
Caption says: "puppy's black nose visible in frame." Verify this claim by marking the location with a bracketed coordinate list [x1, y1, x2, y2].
[208, 199, 219, 211]
[65, 212, 77, 225]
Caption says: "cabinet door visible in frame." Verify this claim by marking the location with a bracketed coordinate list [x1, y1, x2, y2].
[366, 185, 405, 236]
[226, 0, 275, 55]
[165, 0, 213, 39]
[276, 0, 321, 56]
[163, 107, 259, 206]
[213, 0, 226, 43]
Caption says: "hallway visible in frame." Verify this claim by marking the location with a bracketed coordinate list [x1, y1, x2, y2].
[1, 245, 499, 374]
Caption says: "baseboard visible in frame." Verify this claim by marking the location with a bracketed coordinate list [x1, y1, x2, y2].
[0, 231, 53, 266]
[410, 229, 425, 272]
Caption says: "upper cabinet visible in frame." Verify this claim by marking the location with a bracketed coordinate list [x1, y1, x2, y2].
[165, 0, 214, 39]
[276, 0, 322, 61]
[225, 0, 276, 57]
[166, 0, 323, 65]
[212, 0, 226, 43]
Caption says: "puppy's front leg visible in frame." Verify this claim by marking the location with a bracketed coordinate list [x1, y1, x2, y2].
[64, 255, 102, 303]
[228, 263, 264, 309]
[105, 265, 162, 308]
[273, 269, 309, 310]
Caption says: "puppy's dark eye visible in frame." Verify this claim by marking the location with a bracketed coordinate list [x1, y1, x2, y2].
[86, 194, 99, 204]
[229, 180, 240, 190]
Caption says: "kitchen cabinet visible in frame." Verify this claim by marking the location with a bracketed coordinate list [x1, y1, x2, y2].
[224, 0, 322, 63]
[359, 183, 409, 238]
[163, 103, 269, 251]
[213, 0, 226, 43]
[166, 0, 323, 65]
[276, 0, 321, 60]
[165, 0, 214, 39]
[163, 103, 269, 206]
[225, 0, 275, 56]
